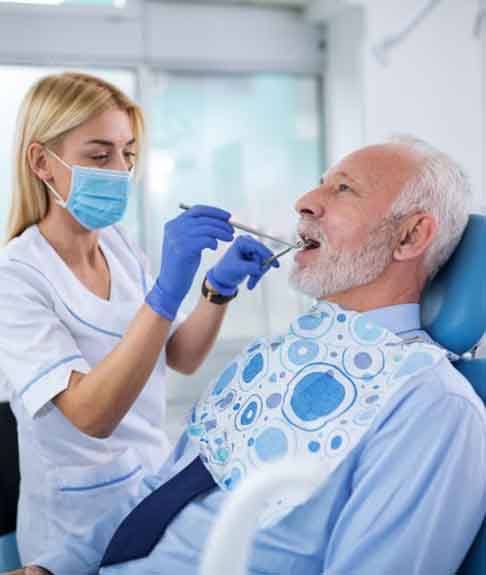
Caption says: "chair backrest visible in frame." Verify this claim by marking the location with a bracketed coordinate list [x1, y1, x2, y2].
[0, 532, 21, 572]
[0, 402, 20, 537]
[421, 214, 485, 355]
[455, 359, 486, 575]
[420, 214, 485, 575]
[0, 401, 21, 571]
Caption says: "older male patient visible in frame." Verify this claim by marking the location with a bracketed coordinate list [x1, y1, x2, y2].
[20, 137, 486, 575]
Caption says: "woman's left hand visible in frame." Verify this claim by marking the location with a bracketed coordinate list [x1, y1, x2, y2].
[206, 235, 279, 296]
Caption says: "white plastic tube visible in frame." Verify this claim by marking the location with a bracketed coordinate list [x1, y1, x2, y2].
[199, 458, 326, 575]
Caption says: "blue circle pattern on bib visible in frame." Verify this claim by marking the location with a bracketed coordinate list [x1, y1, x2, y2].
[289, 340, 320, 365]
[291, 302, 336, 339]
[236, 395, 263, 430]
[254, 428, 288, 462]
[349, 314, 387, 345]
[212, 362, 238, 396]
[282, 363, 356, 431]
[343, 346, 385, 380]
[189, 301, 446, 503]
[240, 347, 268, 391]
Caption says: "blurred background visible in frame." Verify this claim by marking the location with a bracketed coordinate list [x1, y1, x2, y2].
[0, 0, 484, 440]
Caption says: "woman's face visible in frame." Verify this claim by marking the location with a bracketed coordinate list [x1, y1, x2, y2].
[47, 107, 136, 203]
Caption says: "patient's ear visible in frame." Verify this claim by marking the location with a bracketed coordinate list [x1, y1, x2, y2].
[393, 212, 438, 262]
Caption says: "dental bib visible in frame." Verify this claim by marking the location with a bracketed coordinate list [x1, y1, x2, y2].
[188, 301, 446, 526]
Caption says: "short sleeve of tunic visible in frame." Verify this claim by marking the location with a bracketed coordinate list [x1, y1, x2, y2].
[0, 266, 90, 418]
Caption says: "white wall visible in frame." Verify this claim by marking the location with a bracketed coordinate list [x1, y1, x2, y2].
[324, 0, 485, 211]
[323, 4, 365, 165]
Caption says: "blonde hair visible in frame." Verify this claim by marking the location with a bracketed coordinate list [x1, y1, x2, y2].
[6, 71, 145, 242]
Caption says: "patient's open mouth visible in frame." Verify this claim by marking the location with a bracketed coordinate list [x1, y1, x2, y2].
[299, 234, 321, 250]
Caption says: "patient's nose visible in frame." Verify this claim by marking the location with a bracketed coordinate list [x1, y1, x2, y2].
[295, 188, 325, 218]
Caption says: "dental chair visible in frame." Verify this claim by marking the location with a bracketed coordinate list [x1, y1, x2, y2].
[0, 402, 21, 571]
[421, 213, 485, 575]
[201, 213, 486, 575]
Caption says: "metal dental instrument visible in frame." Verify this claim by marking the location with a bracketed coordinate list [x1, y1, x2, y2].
[262, 245, 299, 268]
[179, 203, 300, 249]
[262, 237, 318, 267]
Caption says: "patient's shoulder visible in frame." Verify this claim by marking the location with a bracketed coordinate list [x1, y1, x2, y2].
[370, 357, 485, 436]
[433, 358, 485, 417]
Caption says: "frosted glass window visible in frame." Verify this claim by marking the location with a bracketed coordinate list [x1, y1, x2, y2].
[146, 72, 322, 342]
[0, 66, 139, 243]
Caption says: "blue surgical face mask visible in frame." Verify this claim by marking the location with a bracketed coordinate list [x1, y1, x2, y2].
[43, 148, 132, 230]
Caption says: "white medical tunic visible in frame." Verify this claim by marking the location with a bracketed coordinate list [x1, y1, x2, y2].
[0, 224, 174, 565]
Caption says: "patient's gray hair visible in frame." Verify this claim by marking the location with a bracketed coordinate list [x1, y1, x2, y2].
[389, 135, 471, 279]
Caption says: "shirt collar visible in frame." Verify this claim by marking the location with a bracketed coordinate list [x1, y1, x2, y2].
[360, 304, 421, 336]
[314, 301, 422, 336]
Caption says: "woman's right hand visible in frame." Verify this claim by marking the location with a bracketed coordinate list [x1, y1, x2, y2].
[145, 205, 234, 320]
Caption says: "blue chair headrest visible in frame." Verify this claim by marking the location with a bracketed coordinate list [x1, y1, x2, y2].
[421, 214, 486, 355]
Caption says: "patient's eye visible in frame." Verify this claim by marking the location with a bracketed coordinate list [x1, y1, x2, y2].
[337, 183, 352, 193]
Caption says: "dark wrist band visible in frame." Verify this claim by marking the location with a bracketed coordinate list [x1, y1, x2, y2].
[201, 277, 238, 304]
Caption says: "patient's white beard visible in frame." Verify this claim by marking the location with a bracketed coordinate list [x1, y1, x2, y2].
[289, 218, 397, 299]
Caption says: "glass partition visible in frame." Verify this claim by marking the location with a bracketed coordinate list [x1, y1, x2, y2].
[147, 72, 322, 342]
[147, 72, 322, 441]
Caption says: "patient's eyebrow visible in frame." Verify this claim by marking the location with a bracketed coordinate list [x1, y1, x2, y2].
[319, 170, 361, 187]
[334, 171, 360, 186]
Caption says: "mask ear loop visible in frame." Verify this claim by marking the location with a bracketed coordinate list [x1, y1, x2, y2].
[43, 180, 67, 207]
[42, 147, 72, 207]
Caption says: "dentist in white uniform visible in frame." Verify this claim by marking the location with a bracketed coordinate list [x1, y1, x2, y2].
[0, 72, 277, 570]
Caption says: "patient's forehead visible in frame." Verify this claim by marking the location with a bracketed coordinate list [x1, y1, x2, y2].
[327, 143, 424, 203]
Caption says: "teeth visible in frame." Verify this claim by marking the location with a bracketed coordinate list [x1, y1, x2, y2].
[297, 229, 321, 249]
[299, 234, 319, 246]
